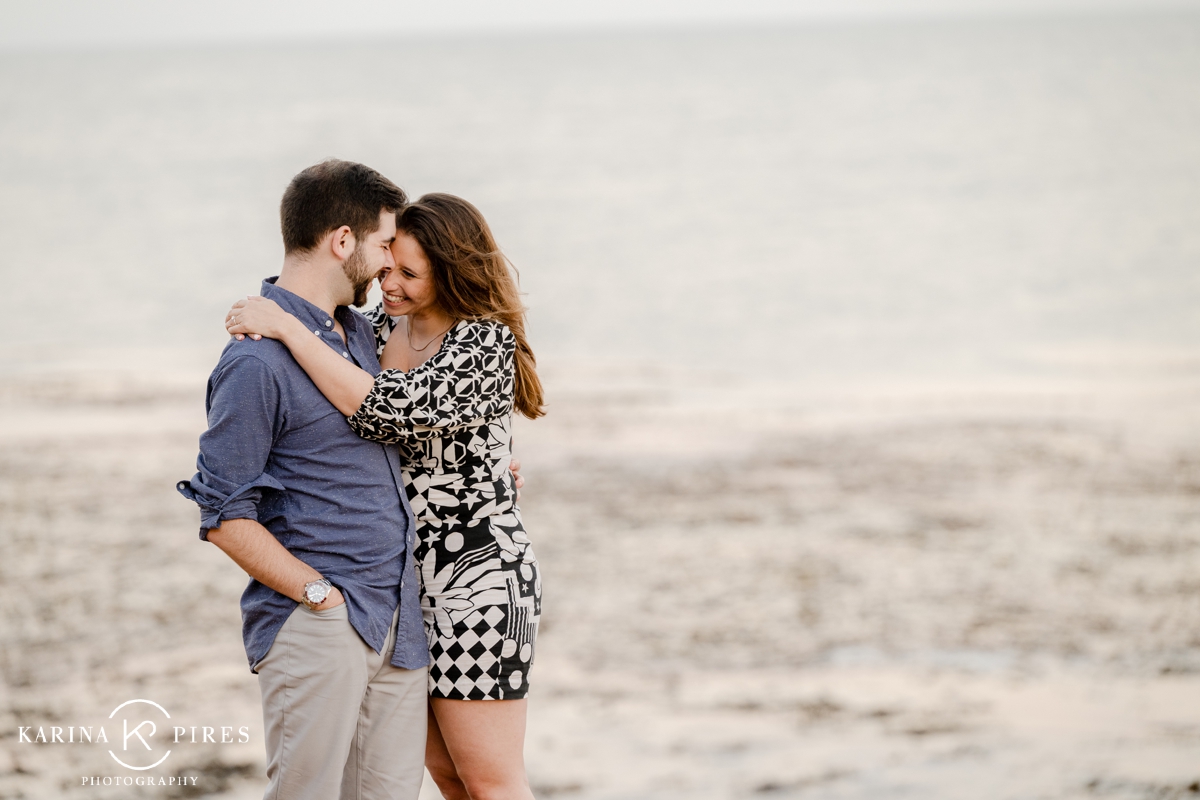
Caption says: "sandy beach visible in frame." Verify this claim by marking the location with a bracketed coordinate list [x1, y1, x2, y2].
[2, 362, 1198, 799]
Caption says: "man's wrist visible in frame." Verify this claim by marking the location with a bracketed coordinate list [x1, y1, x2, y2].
[315, 586, 343, 610]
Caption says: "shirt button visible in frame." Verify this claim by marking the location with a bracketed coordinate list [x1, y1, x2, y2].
[313, 329, 320, 336]
[325, 320, 332, 327]
[342, 351, 349, 358]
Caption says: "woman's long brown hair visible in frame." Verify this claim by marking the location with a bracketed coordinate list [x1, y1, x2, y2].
[396, 193, 545, 419]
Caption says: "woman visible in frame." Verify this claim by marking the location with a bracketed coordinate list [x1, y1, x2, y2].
[226, 193, 544, 800]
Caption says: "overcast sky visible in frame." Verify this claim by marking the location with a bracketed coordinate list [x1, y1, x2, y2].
[2, 0, 1199, 50]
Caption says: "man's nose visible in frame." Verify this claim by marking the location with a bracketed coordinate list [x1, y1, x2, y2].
[378, 254, 397, 286]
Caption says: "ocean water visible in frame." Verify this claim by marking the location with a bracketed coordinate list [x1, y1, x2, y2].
[1, 13, 1198, 388]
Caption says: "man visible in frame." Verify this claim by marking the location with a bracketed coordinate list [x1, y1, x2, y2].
[178, 159, 428, 800]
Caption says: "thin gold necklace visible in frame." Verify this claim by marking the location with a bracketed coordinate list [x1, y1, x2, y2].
[406, 318, 455, 352]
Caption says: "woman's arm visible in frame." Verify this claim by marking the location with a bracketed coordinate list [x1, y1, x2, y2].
[348, 321, 516, 445]
[226, 296, 375, 416]
[226, 299, 526, 491]
[227, 300, 515, 443]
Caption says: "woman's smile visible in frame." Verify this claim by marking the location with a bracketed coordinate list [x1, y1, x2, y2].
[381, 291, 410, 311]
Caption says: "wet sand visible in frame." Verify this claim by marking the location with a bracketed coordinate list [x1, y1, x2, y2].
[1, 366, 1199, 799]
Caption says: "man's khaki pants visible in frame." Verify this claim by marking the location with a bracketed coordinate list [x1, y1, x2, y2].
[256, 603, 427, 800]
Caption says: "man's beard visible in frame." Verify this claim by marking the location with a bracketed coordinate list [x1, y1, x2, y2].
[342, 244, 375, 308]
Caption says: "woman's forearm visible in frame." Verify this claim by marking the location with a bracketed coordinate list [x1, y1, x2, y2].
[277, 316, 377, 416]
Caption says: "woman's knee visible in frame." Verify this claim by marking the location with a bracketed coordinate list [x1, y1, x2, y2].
[428, 765, 470, 800]
[426, 749, 468, 800]
[458, 772, 531, 800]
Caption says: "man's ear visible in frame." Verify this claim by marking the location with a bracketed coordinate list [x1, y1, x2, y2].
[329, 225, 355, 263]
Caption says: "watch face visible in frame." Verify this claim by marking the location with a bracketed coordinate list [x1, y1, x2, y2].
[306, 582, 330, 605]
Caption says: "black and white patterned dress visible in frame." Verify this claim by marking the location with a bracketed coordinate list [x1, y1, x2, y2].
[348, 307, 541, 700]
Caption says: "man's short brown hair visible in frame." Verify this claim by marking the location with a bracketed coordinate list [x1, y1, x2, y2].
[280, 159, 407, 254]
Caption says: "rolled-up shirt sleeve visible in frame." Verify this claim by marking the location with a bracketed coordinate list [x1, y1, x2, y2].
[177, 353, 285, 539]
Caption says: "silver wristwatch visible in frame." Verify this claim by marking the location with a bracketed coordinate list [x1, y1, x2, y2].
[301, 578, 333, 610]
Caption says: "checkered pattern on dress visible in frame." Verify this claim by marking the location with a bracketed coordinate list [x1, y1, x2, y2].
[431, 606, 506, 699]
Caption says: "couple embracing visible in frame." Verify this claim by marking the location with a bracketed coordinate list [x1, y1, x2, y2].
[178, 159, 543, 800]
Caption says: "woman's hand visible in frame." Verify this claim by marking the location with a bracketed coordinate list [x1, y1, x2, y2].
[509, 457, 524, 501]
[225, 296, 293, 341]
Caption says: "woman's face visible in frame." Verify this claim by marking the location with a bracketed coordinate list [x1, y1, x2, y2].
[380, 232, 439, 318]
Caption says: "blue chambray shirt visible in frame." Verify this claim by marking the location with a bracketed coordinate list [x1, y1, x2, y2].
[177, 278, 427, 673]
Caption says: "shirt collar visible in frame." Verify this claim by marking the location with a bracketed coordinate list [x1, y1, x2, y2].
[260, 277, 380, 374]
[261, 277, 358, 336]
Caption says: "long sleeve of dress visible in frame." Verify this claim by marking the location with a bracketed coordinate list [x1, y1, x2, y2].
[347, 319, 517, 445]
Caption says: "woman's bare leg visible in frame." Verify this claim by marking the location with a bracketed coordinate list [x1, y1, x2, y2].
[429, 698, 534, 800]
[425, 703, 470, 800]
